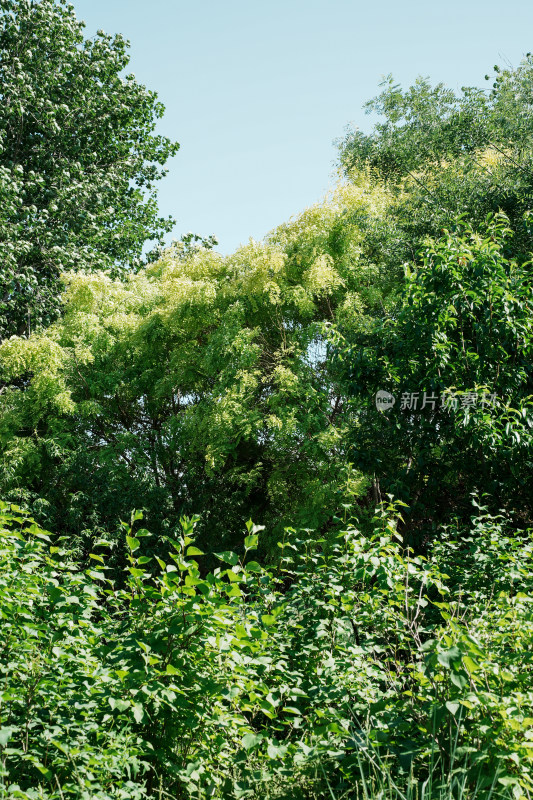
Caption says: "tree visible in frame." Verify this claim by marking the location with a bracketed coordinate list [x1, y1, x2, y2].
[337, 215, 533, 533]
[0, 179, 391, 553]
[0, 0, 179, 340]
[337, 59, 533, 264]
[332, 60, 533, 532]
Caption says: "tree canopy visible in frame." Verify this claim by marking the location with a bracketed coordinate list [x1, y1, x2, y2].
[0, 0, 179, 340]
[3, 57, 533, 550]
[0, 179, 391, 552]
[1, 34, 533, 798]
[337, 60, 533, 262]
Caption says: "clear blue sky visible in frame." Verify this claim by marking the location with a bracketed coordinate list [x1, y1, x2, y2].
[73, 0, 533, 255]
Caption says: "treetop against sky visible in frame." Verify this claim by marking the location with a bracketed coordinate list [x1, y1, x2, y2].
[73, 0, 533, 254]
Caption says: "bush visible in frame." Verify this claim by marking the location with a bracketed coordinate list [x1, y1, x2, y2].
[0, 499, 531, 798]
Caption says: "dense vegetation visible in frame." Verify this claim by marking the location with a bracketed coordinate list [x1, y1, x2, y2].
[2, 499, 533, 799]
[0, 2, 532, 797]
[0, 0, 178, 339]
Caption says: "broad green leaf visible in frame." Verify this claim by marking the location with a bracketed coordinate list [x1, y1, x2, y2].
[215, 551, 239, 566]
[0, 728, 15, 746]
[242, 733, 263, 750]
[244, 534, 258, 550]
[186, 546, 204, 556]
[445, 701, 460, 716]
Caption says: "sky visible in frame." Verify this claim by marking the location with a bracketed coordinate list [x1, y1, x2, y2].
[72, 0, 533, 255]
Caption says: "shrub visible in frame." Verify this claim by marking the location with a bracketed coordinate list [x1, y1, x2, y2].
[0, 500, 531, 798]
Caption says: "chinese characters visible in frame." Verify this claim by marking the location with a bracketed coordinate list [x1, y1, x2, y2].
[375, 390, 498, 413]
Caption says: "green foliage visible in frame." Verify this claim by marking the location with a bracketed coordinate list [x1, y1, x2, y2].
[1, 49, 533, 800]
[0, 181, 392, 552]
[330, 59, 533, 531]
[336, 214, 533, 527]
[0, 502, 148, 798]
[0, 500, 531, 798]
[337, 59, 533, 265]
[0, 0, 179, 339]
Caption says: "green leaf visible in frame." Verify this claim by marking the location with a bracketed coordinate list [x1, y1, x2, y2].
[186, 546, 204, 556]
[215, 551, 239, 566]
[450, 671, 468, 689]
[463, 655, 479, 674]
[0, 728, 15, 746]
[267, 742, 284, 759]
[109, 698, 130, 712]
[437, 647, 462, 669]
[87, 569, 107, 581]
[445, 701, 460, 716]
[126, 536, 140, 552]
[242, 733, 263, 750]
[129, 567, 145, 578]
[244, 534, 258, 550]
